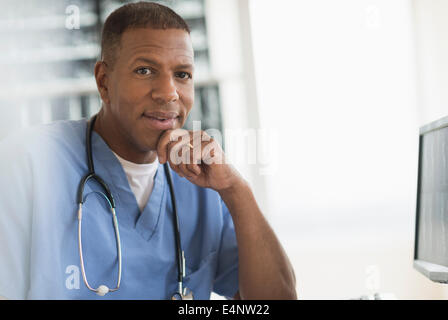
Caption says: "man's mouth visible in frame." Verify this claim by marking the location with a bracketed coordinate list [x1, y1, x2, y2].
[142, 111, 180, 130]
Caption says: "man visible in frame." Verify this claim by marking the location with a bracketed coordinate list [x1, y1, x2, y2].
[0, 2, 296, 299]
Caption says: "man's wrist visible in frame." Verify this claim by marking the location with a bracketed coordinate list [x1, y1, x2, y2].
[217, 177, 253, 216]
[218, 177, 249, 199]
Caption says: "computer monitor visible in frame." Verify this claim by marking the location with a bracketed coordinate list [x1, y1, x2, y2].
[414, 115, 448, 283]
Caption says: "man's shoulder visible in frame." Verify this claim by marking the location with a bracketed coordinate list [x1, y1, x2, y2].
[0, 119, 87, 155]
[32, 119, 86, 145]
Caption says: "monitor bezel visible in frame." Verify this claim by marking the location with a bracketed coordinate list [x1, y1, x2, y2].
[414, 115, 448, 283]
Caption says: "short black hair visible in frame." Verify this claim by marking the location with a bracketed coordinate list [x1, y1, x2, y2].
[101, 1, 191, 68]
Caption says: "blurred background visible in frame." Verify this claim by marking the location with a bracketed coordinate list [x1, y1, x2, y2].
[2, 0, 448, 299]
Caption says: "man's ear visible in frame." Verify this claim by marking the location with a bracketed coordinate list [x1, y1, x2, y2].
[94, 61, 110, 105]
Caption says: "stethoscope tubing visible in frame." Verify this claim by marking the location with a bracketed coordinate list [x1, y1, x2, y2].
[77, 115, 187, 298]
[77, 204, 122, 293]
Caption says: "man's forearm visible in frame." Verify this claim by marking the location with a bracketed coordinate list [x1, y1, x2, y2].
[218, 180, 297, 300]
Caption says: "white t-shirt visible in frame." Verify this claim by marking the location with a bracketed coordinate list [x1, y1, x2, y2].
[112, 151, 159, 212]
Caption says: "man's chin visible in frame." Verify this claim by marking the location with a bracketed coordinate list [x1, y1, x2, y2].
[130, 134, 159, 154]
[134, 125, 163, 147]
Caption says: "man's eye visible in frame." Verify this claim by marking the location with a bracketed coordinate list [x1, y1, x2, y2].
[176, 71, 192, 79]
[135, 67, 151, 75]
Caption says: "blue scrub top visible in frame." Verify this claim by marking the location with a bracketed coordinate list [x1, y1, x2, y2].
[0, 119, 239, 299]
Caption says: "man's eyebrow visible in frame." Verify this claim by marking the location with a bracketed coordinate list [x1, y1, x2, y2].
[131, 57, 194, 69]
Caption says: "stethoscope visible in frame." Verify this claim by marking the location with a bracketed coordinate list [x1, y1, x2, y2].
[76, 114, 193, 299]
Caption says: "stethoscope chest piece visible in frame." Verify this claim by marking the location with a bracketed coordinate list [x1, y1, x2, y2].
[171, 287, 194, 300]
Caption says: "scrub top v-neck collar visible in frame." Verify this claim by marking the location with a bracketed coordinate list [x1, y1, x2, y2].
[89, 126, 167, 241]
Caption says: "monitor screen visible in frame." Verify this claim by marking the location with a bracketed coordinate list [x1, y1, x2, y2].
[414, 116, 448, 283]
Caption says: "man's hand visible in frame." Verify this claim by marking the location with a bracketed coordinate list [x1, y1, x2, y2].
[156, 128, 243, 191]
[157, 128, 297, 299]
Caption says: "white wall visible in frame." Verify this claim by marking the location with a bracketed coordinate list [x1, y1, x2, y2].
[205, 0, 268, 212]
[249, 0, 447, 299]
[413, 0, 448, 126]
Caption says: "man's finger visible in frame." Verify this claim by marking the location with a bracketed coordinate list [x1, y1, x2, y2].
[187, 163, 201, 175]
[179, 162, 196, 177]
[201, 139, 223, 165]
[156, 129, 173, 164]
[168, 136, 192, 165]
[166, 152, 184, 177]
[157, 128, 188, 163]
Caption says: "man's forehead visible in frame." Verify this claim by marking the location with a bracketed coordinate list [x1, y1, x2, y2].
[120, 28, 194, 58]
[129, 45, 194, 61]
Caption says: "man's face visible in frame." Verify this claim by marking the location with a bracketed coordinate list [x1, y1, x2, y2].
[103, 28, 194, 152]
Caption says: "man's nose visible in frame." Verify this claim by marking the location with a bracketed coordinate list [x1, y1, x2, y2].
[151, 75, 179, 104]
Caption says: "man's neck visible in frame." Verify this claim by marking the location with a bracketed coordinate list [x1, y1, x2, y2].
[93, 109, 157, 164]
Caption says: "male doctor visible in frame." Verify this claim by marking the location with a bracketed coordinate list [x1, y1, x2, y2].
[0, 2, 296, 300]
